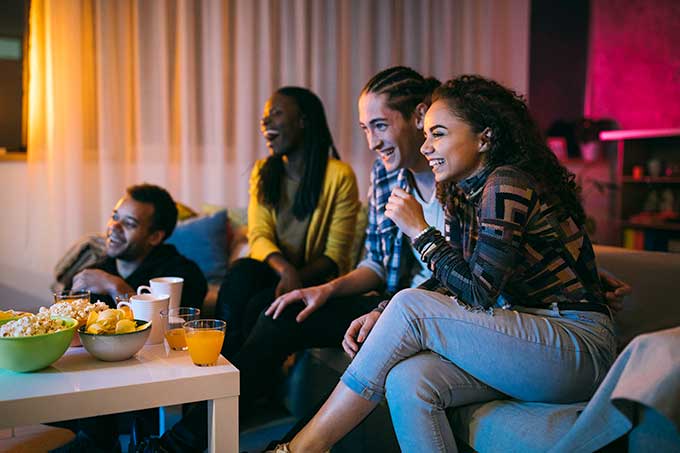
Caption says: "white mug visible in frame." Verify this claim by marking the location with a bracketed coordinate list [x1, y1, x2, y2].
[118, 293, 170, 345]
[137, 277, 184, 311]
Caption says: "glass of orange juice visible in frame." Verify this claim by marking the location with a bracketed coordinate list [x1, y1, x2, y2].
[160, 307, 200, 351]
[184, 319, 226, 366]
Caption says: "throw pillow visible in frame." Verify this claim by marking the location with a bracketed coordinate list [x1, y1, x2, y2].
[166, 209, 229, 283]
[176, 202, 198, 221]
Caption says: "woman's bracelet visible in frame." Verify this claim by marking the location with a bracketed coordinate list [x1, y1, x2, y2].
[412, 225, 435, 244]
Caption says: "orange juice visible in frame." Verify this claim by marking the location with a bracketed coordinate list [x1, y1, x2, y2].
[165, 327, 187, 350]
[185, 330, 225, 366]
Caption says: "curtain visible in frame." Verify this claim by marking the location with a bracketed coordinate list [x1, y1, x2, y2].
[21, 0, 529, 283]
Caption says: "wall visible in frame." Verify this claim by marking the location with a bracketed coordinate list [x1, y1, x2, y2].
[0, 162, 48, 311]
[529, 0, 590, 133]
[0, 1, 531, 313]
[586, 0, 680, 128]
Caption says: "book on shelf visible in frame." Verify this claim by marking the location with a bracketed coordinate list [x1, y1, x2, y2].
[623, 228, 675, 252]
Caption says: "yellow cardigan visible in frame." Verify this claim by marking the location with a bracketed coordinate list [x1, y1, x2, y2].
[247, 158, 360, 276]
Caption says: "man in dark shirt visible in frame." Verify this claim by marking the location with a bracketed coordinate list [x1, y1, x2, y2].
[53, 184, 207, 453]
[71, 183, 206, 309]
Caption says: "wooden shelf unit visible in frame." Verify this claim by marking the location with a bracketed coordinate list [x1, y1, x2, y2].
[600, 128, 680, 252]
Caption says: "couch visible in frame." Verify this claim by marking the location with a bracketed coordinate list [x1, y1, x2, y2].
[52, 204, 680, 451]
[84, 204, 676, 451]
[276, 245, 680, 452]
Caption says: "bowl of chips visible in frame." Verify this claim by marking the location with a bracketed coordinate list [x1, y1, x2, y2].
[0, 314, 78, 372]
[78, 308, 151, 361]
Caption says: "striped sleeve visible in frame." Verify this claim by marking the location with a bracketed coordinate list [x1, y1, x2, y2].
[414, 170, 536, 308]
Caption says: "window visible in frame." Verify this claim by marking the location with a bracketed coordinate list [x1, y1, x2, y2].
[0, 0, 29, 158]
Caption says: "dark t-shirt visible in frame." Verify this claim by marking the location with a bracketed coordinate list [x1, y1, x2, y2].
[88, 244, 207, 309]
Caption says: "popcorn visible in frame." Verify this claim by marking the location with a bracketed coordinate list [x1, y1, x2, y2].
[39, 299, 109, 326]
[0, 313, 71, 337]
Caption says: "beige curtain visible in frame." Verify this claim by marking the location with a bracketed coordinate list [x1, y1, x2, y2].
[22, 0, 529, 282]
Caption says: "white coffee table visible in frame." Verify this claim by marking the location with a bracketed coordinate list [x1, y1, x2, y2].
[0, 344, 239, 452]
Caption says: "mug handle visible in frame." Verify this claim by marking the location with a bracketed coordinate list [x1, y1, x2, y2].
[117, 301, 132, 310]
[137, 285, 152, 295]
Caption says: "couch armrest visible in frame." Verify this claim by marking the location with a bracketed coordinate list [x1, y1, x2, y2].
[594, 245, 680, 348]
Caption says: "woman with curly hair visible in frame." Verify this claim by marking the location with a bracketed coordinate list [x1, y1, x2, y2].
[270, 75, 617, 453]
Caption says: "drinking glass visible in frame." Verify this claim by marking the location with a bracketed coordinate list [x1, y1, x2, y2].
[184, 319, 226, 367]
[53, 290, 91, 305]
[160, 307, 200, 351]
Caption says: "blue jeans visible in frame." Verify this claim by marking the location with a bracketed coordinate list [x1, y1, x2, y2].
[340, 288, 617, 453]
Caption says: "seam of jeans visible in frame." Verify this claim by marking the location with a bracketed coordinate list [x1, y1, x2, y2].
[428, 406, 448, 453]
[414, 315, 605, 354]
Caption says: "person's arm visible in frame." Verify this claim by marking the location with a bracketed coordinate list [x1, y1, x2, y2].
[312, 162, 360, 279]
[409, 171, 533, 308]
[600, 270, 632, 313]
[266, 252, 303, 297]
[265, 266, 384, 322]
[71, 268, 134, 301]
[247, 161, 282, 263]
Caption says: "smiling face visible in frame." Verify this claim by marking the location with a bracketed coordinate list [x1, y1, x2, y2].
[421, 100, 486, 183]
[260, 93, 305, 157]
[106, 196, 163, 261]
[358, 92, 429, 173]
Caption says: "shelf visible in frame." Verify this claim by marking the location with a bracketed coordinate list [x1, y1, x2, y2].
[600, 128, 680, 141]
[622, 176, 680, 183]
[622, 221, 680, 231]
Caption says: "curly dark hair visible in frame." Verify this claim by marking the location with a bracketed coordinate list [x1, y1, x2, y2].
[433, 75, 585, 224]
[258, 87, 340, 220]
[361, 66, 441, 119]
[126, 183, 178, 241]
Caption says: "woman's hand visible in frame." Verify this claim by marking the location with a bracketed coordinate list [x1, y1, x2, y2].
[274, 267, 303, 298]
[384, 187, 428, 238]
[342, 311, 381, 358]
[266, 283, 334, 323]
[600, 272, 632, 313]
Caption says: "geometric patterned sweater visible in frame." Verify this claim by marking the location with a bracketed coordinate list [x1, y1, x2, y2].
[414, 165, 605, 310]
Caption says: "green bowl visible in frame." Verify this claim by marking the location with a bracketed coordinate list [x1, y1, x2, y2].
[0, 316, 77, 372]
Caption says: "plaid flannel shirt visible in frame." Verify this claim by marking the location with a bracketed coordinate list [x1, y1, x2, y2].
[357, 159, 414, 296]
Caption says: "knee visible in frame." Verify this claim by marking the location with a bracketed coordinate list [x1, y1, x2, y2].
[385, 288, 427, 317]
[386, 358, 445, 410]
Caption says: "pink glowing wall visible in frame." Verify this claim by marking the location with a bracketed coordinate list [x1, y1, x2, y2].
[585, 0, 680, 129]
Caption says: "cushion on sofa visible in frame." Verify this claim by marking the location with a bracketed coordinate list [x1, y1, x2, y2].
[166, 209, 229, 283]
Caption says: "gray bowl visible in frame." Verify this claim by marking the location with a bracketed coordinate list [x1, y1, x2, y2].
[79, 319, 152, 361]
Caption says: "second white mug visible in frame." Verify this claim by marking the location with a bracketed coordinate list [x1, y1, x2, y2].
[137, 277, 184, 311]
[118, 293, 170, 345]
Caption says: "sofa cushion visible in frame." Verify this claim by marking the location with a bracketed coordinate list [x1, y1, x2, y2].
[166, 209, 229, 283]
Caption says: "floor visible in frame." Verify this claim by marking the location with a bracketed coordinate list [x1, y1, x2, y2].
[119, 403, 297, 453]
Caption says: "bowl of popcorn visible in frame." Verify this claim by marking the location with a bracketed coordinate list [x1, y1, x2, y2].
[41, 298, 109, 347]
[78, 308, 152, 361]
[0, 314, 78, 372]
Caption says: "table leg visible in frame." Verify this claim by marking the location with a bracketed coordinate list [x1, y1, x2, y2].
[207, 396, 238, 453]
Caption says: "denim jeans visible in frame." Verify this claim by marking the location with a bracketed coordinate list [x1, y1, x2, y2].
[341, 288, 617, 453]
